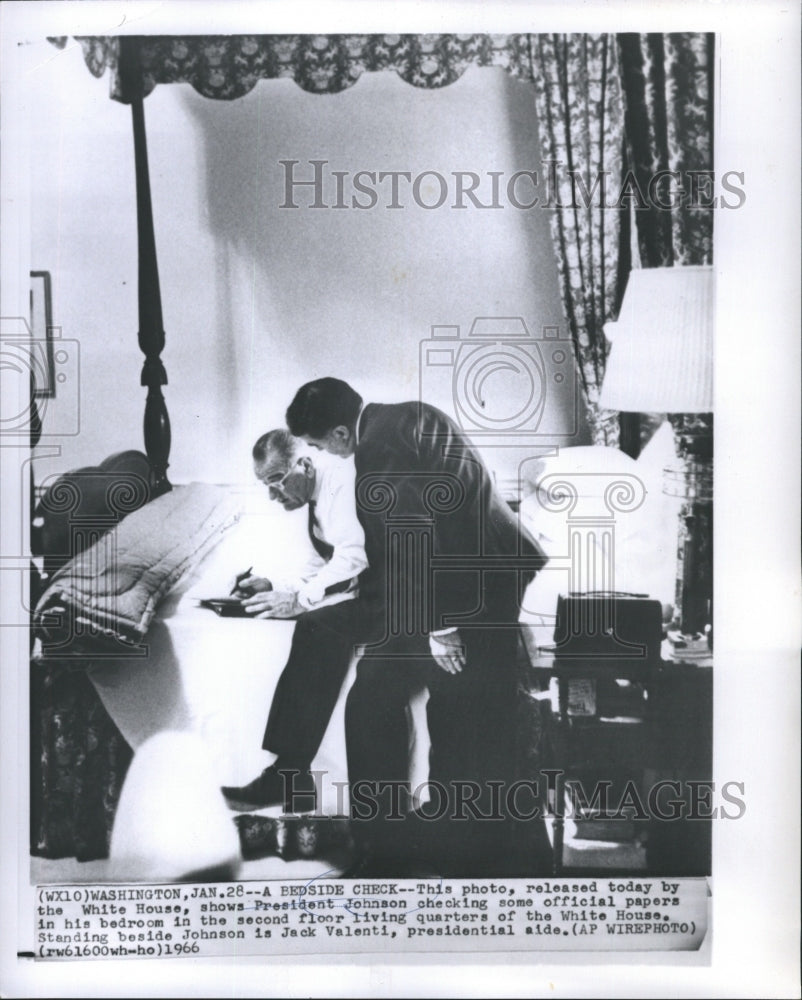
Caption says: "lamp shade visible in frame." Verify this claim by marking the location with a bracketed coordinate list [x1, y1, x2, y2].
[599, 266, 713, 413]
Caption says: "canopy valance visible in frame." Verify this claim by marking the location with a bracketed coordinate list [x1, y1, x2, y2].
[50, 34, 536, 101]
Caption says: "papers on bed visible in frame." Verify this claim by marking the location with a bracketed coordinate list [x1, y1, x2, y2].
[198, 597, 252, 617]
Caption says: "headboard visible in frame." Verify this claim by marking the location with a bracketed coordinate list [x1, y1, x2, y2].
[32, 450, 154, 586]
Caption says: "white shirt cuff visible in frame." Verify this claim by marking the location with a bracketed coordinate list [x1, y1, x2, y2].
[297, 580, 326, 609]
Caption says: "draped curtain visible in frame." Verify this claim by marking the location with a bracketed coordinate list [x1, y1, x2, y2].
[617, 33, 714, 459]
[616, 33, 714, 610]
[530, 32, 714, 445]
[531, 34, 627, 446]
[617, 33, 714, 268]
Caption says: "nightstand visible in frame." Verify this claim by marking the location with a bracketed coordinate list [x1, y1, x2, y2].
[522, 631, 712, 875]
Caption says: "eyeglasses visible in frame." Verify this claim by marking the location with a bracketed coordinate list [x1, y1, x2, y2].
[262, 463, 296, 500]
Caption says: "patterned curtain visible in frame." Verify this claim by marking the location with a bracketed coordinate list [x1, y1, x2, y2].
[617, 33, 714, 267]
[530, 33, 713, 445]
[616, 34, 714, 602]
[531, 34, 627, 446]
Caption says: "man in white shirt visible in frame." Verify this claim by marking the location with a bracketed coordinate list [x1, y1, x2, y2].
[221, 429, 367, 813]
[238, 428, 366, 618]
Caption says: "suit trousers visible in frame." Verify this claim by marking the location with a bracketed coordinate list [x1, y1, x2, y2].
[345, 575, 552, 874]
[261, 592, 552, 875]
[261, 599, 375, 764]
[263, 595, 520, 775]
[345, 621, 525, 867]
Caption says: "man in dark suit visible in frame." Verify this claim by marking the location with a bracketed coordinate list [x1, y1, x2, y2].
[286, 378, 552, 875]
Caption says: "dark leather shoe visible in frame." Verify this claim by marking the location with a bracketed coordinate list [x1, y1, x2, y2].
[221, 765, 316, 814]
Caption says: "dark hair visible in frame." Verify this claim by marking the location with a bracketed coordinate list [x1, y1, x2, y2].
[252, 428, 298, 466]
[286, 378, 363, 438]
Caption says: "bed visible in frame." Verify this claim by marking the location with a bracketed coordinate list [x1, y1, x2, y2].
[31, 463, 435, 878]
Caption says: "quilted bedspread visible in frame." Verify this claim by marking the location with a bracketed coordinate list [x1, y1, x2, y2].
[34, 483, 242, 649]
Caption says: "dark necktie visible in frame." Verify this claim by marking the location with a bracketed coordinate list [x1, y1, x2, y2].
[307, 500, 354, 596]
[307, 501, 334, 560]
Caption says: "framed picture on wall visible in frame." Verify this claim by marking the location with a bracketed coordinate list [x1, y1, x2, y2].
[29, 270, 54, 399]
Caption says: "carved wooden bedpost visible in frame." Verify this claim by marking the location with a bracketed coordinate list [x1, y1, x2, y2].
[118, 37, 172, 495]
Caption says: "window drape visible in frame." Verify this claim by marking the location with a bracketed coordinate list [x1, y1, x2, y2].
[531, 33, 627, 446]
[530, 32, 713, 444]
[617, 32, 714, 268]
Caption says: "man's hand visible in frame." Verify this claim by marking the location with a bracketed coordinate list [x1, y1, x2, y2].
[231, 575, 272, 599]
[242, 590, 302, 619]
[429, 630, 466, 674]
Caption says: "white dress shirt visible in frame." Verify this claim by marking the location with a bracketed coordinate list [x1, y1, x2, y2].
[274, 457, 367, 610]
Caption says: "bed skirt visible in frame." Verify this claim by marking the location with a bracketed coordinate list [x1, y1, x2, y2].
[30, 659, 132, 861]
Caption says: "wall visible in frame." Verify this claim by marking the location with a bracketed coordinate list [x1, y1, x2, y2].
[28, 38, 589, 489]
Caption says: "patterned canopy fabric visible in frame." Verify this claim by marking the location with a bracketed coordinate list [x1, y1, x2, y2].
[50, 34, 537, 100]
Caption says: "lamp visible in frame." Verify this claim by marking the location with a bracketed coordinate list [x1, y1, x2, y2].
[599, 265, 713, 655]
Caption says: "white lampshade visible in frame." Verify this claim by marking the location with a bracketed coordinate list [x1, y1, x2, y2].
[599, 266, 713, 413]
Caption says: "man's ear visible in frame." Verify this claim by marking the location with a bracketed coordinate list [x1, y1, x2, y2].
[331, 425, 352, 449]
[297, 455, 315, 477]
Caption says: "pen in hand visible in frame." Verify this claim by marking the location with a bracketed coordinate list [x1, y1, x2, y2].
[230, 566, 254, 597]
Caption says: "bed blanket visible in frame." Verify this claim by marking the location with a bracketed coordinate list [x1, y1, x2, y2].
[34, 483, 242, 650]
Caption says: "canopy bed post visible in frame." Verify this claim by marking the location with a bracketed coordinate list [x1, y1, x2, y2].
[119, 37, 171, 495]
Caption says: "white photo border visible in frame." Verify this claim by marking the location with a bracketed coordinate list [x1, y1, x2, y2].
[1, 1, 799, 997]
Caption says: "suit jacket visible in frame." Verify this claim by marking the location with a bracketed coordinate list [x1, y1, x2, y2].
[354, 401, 548, 632]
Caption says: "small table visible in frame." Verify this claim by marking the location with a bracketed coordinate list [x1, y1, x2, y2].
[521, 629, 713, 874]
